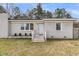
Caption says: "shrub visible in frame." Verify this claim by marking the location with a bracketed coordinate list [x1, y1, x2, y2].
[29, 33, 32, 36]
[14, 33, 17, 36]
[25, 33, 27, 36]
[19, 33, 22, 36]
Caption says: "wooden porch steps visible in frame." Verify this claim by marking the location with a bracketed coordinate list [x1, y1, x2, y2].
[32, 34, 45, 42]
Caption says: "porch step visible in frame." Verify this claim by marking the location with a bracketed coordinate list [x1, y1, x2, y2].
[32, 35, 45, 42]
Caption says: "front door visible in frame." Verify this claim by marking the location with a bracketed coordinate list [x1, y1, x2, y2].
[38, 24, 44, 34]
[36, 23, 44, 34]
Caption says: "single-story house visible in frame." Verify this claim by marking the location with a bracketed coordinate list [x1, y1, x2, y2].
[0, 13, 79, 42]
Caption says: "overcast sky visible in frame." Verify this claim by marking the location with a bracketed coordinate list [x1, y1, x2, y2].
[0, 3, 79, 18]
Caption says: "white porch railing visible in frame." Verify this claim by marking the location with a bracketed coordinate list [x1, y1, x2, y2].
[44, 32, 47, 41]
[32, 31, 47, 42]
[32, 31, 34, 40]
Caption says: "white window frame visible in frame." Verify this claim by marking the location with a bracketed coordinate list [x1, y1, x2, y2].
[21, 23, 34, 31]
[56, 23, 62, 31]
[21, 23, 25, 30]
[30, 23, 34, 30]
[25, 23, 29, 30]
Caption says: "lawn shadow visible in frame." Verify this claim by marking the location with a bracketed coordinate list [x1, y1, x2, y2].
[47, 38, 79, 42]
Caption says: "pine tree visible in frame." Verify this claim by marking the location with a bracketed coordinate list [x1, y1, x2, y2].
[36, 3, 43, 19]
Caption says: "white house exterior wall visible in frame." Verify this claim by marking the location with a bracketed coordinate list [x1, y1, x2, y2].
[44, 20, 74, 38]
[0, 13, 75, 39]
[9, 20, 43, 36]
[10, 22, 33, 36]
[9, 20, 74, 39]
[0, 13, 8, 38]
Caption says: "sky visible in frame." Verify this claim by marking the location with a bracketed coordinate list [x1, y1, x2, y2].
[0, 3, 79, 18]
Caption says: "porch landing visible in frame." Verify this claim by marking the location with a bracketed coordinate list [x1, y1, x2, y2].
[32, 34, 46, 42]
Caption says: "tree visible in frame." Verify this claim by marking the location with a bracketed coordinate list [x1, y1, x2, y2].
[12, 6, 22, 19]
[65, 13, 71, 18]
[26, 4, 43, 19]
[46, 11, 53, 18]
[28, 11, 33, 19]
[13, 7, 21, 17]
[36, 3, 43, 19]
[54, 8, 72, 18]
[30, 3, 53, 19]
[55, 8, 62, 18]
[25, 9, 36, 19]
[0, 5, 6, 13]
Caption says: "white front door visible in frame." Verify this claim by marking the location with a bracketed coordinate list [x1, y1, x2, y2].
[38, 24, 44, 34]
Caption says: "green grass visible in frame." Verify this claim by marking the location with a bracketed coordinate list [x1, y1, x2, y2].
[0, 38, 79, 56]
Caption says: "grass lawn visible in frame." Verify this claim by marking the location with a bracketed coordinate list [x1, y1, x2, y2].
[0, 38, 79, 56]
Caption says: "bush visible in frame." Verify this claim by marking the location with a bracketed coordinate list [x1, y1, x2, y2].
[29, 33, 32, 36]
[25, 33, 27, 36]
[19, 33, 22, 36]
[14, 33, 17, 36]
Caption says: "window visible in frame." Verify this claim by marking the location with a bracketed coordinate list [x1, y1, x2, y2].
[25, 23, 29, 30]
[56, 23, 61, 30]
[21, 23, 34, 30]
[21, 24, 24, 30]
[30, 23, 34, 30]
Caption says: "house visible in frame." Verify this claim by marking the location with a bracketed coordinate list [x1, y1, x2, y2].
[0, 13, 78, 42]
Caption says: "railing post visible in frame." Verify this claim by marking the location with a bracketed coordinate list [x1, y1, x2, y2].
[32, 31, 34, 40]
[45, 32, 47, 40]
